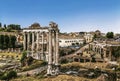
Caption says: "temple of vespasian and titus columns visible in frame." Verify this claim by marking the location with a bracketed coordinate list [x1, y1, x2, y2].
[23, 22, 59, 75]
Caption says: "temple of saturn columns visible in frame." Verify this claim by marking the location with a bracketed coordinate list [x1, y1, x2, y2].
[23, 22, 59, 75]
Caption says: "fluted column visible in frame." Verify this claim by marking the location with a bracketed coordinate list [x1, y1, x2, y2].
[45, 32, 49, 62]
[41, 32, 44, 60]
[52, 31, 56, 64]
[55, 30, 59, 65]
[47, 30, 52, 74]
[36, 32, 39, 59]
[23, 32, 26, 50]
[27, 32, 30, 51]
[47, 32, 49, 52]
[55, 30, 59, 74]
[46, 32, 49, 61]
[37, 32, 39, 51]
[32, 32, 35, 56]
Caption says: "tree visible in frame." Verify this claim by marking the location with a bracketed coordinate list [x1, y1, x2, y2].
[112, 46, 120, 61]
[60, 50, 66, 56]
[115, 50, 120, 58]
[26, 56, 34, 66]
[20, 51, 27, 66]
[0, 35, 4, 49]
[4, 35, 9, 49]
[7, 70, 17, 80]
[60, 58, 69, 64]
[93, 34, 97, 39]
[6, 27, 11, 32]
[7, 24, 21, 30]
[106, 32, 114, 38]
[0, 22, 2, 27]
[4, 24, 6, 29]
[10, 36, 16, 48]
[0, 70, 17, 80]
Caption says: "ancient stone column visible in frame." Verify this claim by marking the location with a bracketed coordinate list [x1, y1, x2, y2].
[109, 47, 112, 61]
[95, 46, 96, 52]
[32, 32, 35, 56]
[27, 32, 30, 51]
[36, 32, 39, 59]
[103, 49, 107, 63]
[41, 32, 44, 60]
[46, 32, 49, 61]
[97, 47, 98, 53]
[52, 31, 56, 64]
[93, 45, 95, 51]
[99, 48, 101, 54]
[23, 32, 26, 50]
[89, 44, 90, 51]
[47, 29, 52, 75]
[37, 32, 39, 51]
[55, 31, 59, 65]
[103, 49, 106, 58]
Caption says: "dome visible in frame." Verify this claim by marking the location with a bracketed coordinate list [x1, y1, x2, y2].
[29, 22, 41, 29]
[95, 30, 101, 33]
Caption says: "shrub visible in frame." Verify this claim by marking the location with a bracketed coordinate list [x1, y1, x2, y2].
[60, 63, 80, 72]
[0, 70, 17, 80]
[106, 63, 118, 69]
[0, 74, 7, 80]
[26, 56, 34, 65]
[116, 66, 120, 71]
[60, 59, 69, 64]
[7, 70, 17, 79]
[20, 51, 27, 63]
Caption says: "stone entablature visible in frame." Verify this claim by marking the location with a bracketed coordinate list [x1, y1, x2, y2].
[23, 29, 49, 33]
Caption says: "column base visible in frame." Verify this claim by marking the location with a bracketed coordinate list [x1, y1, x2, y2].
[47, 64, 52, 75]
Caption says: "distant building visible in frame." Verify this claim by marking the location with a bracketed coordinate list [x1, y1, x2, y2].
[95, 30, 101, 36]
[84, 33, 94, 43]
[59, 34, 85, 47]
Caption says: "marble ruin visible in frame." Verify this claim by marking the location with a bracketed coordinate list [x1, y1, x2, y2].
[23, 22, 59, 75]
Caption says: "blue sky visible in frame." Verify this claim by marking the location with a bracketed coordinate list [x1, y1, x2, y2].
[0, 0, 120, 33]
